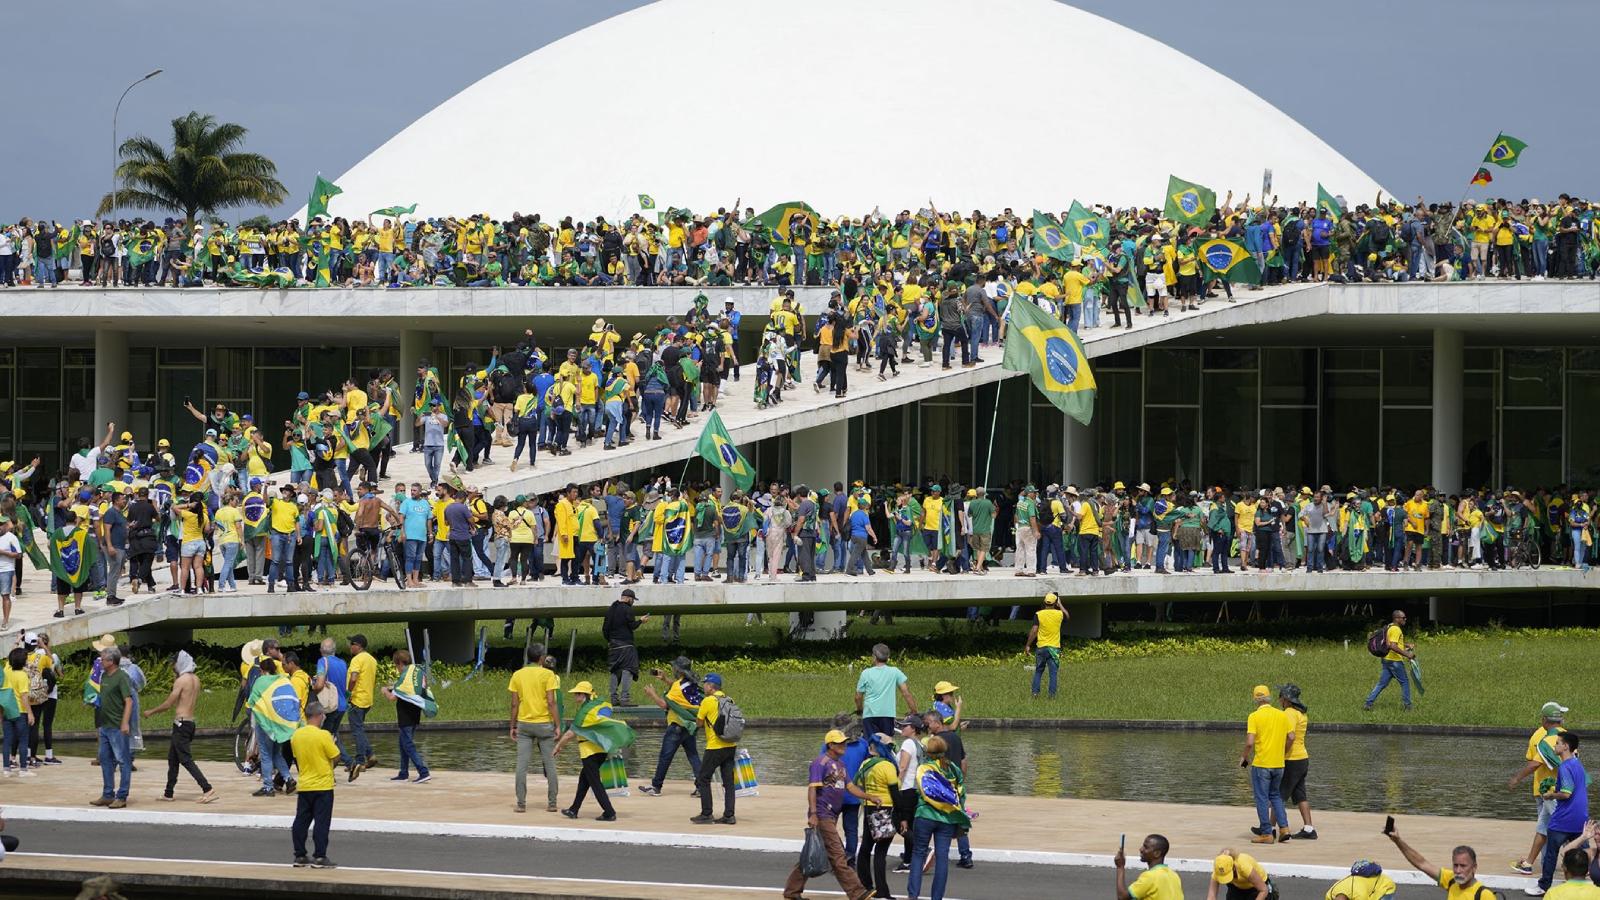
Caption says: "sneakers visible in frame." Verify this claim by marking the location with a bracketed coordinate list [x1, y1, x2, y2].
[252, 786, 276, 797]
[1292, 828, 1317, 840]
[715, 815, 737, 825]
[561, 808, 579, 819]
[412, 773, 432, 784]
[595, 812, 617, 822]
[690, 814, 715, 824]
[956, 859, 975, 869]
[293, 856, 311, 867]
[893, 862, 911, 874]
[637, 786, 661, 796]
[1513, 860, 1535, 875]
[1525, 887, 1546, 896]
[388, 774, 409, 782]
[311, 857, 337, 869]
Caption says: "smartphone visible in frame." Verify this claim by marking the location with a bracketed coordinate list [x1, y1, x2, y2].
[1119, 834, 1126, 852]
[1383, 815, 1395, 835]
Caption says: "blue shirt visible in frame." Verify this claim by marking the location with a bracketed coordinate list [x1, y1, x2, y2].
[605, 494, 625, 533]
[399, 497, 433, 542]
[315, 655, 349, 712]
[444, 501, 473, 541]
[1310, 218, 1333, 247]
[848, 509, 871, 539]
[1550, 756, 1590, 833]
[855, 664, 907, 719]
[531, 373, 555, 411]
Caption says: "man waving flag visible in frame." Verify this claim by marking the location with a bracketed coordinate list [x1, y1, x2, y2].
[1003, 298, 1096, 426]
[695, 410, 754, 491]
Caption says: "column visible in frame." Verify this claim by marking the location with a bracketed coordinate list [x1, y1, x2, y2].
[1063, 601, 1103, 638]
[1431, 328, 1464, 494]
[407, 619, 477, 664]
[94, 328, 129, 436]
[789, 419, 848, 491]
[399, 329, 433, 445]
[1062, 415, 1096, 487]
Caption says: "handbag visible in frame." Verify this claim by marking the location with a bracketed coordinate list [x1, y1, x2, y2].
[867, 807, 895, 841]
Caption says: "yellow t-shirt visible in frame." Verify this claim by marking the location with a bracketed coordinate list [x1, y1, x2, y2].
[508, 666, 560, 724]
[344, 388, 368, 423]
[1403, 499, 1428, 534]
[2, 667, 31, 714]
[269, 497, 299, 534]
[213, 506, 242, 545]
[178, 508, 204, 542]
[1437, 871, 1492, 900]
[699, 692, 736, 750]
[1284, 706, 1309, 761]
[1035, 608, 1064, 649]
[433, 499, 450, 541]
[1528, 726, 1563, 797]
[289, 724, 341, 792]
[1247, 704, 1289, 768]
[1235, 499, 1257, 536]
[1076, 501, 1100, 536]
[859, 758, 898, 806]
[1062, 270, 1091, 306]
[579, 372, 599, 405]
[1220, 853, 1268, 890]
[508, 507, 536, 543]
[1547, 879, 1600, 899]
[1383, 624, 1406, 662]
[1128, 864, 1183, 900]
[347, 651, 377, 709]
[922, 496, 944, 530]
[664, 678, 696, 729]
[290, 668, 311, 710]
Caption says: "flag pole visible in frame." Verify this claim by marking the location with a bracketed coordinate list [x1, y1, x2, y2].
[982, 377, 1002, 488]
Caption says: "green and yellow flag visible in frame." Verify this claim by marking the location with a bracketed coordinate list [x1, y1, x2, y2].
[307, 174, 342, 220]
[1198, 238, 1262, 284]
[1163, 175, 1216, 226]
[568, 698, 637, 753]
[1002, 297, 1096, 426]
[1483, 132, 1528, 169]
[1030, 210, 1074, 262]
[371, 204, 416, 218]
[251, 675, 303, 743]
[1316, 184, 1343, 221]
[0, 685, 20, 719]
[695, 410, 754, 491]
[750, 201, 819, 249]
[50, 524, 97, 590]
[1066, 201, 1110, 249]
[637, 194, 656, 210]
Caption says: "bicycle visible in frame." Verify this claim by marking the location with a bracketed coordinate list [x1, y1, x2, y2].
[349, 529, 406, 591]
[1508, 530, 1542, 570]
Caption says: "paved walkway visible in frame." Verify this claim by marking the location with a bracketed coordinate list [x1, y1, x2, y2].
[2, 756, 1534, 890]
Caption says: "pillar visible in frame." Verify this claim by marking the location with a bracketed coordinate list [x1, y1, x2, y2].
[406, 619, 477, 664]
[1432, 329, 1464, 494]
[1062, 416, 1096, 487]
[94, 329, 129, 438]
[399, 329, 433, 444]
[1063, 602, 1103, 638]
[1428, 595, 1465, 625]
[790, 419, 848, 491]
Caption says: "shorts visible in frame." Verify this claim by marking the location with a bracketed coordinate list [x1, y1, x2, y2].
[1405, 532, 1424, 546]
[1536, 797, 1557, 836]
[181, 539, 207, 558]
[0, 570, 13, 594]
[164, 534, 181, 560]
[1281, 757, 1309, 805]
[970, 534, 992, 556]
[1310, 245, 1331, 261]
[1135, 528, 1156, 548]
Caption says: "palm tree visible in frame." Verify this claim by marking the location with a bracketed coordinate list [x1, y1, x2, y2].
[97, 111, 287, 226]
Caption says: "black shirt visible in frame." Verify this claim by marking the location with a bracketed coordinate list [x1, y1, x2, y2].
[601, 600, 641, 644]
[937, 728, 967, 770]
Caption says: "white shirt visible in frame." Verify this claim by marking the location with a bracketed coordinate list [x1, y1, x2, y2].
[0, 532, 19, 573]
[69, 449, 98, 483]
[898, 738, 921, 791]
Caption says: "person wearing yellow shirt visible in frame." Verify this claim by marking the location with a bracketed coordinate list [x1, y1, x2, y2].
[1363, 609, 1414, 711]
[920, 486, 945, 571]
[507, 646, 562, 813]
[1468, 205, 1496, 278]
[1061, 259, 1097, 334]
[692, 672, 738, 823]
[554, 486, 581, 583]
[1384, 822, 1493, 900]
[1278, 684, 1316, 840]
[550, 681, 618, 820]
[1242, 684, 1291, 844]
[344, 635, 378, 770]
[1207, 849, 1272, 900]
[1402, 490, 1429, 569]
[1115, 833, 1182, 900]
[1510, 702, 1568, 876]
[1023, 592, 1067, 698]
[288, 704, 344, 866]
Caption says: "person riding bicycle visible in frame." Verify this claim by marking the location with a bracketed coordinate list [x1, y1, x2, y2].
[354, 481, 401, 561]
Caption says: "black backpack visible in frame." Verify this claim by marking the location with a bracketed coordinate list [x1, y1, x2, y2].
[1368, 219, 1392, 245]
[1366, 626, 1390, 657]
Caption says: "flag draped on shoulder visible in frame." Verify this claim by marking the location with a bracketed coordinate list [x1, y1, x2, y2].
[392, 663, 438, 718]
[251, 675, 302, 743]
[915, 763, 971, 828]
[242, 490, 269, 539]
[307, 175, 342, 220]
[1198, 238, 1262, 284]
[568, 697, 637, 753]
[661, 500, 692, 556]
[696, 410, 754, 491]
[1030, 210, 1074, 261]
[50, 524, 97, 590]
[1002, 298, 1096, 426]
[1163, 175, 1216, 226]
[1482, 132, 1528, 169]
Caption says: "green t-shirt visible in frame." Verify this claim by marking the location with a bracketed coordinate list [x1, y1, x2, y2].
[1015, 497, 1038, 527]
[96, 669, 134, 730]
[966, 498, 995, 535]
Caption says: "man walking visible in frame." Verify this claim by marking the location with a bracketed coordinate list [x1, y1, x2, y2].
[691, 672, 738, 825]
[1242, 684, 1291, 845]
[311, 639, 353, 770]
[345, 635, 377, 770]
[507, 641, 562, 813]
[1534, 731, 1588, 896]
[1510, 701, 1569, 876]
[1024, 592, 1067, 699]
[142, 650, 218, 803]
[89, 647, 134, 809]
[855, 644, 918, 738]
[783, 728, 873, 900]
[640, 656, 702, 798]
[603, 589, 646, 706]
[1363, 609, 1414, 711]
[289, 702, 342, 868]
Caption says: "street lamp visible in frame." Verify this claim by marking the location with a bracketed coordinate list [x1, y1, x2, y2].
[110, 68, 163, 218]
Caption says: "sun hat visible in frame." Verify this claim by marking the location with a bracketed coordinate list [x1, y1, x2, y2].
[240, 639, 264, 662]
[933, 681, 960, 695]
[90, 634, 119, 653]
[568, 681, 595, 695]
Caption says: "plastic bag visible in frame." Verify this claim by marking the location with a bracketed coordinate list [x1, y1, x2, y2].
[799, 827, 830, 878]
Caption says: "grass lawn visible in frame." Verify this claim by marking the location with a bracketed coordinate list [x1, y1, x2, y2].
[44, 614, 1600, 734]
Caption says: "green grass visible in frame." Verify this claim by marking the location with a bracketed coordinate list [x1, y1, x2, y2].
[45, 615, 1600, 734]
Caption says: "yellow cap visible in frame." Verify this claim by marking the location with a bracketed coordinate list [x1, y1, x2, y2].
[824, 729, 848, 745]
[1043, 592, 1059, 605]
[568, 681, 596, 695]
[119, 431, 133, 441]
[1212, 855, 1236, 884]
[1252, 684, 1272, 700]
[933, 681, 959, 695]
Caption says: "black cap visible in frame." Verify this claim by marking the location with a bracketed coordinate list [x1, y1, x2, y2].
[620, 588, 637, 599]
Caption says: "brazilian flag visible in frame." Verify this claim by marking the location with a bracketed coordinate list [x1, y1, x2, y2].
[749, 201, 819, 250]
[696, 410, 754, 491]
[15, 505, 49, 570]
[1483, 132, 1528, 169]
[915, 763, 971, 828]
[1030, 210, 1074, 262]
[1198, 238, 1262, 284]
[126, 237, 157, 268]
[393, 664, 438, 718]
[251, 675, 303, 743]
[54, 225, 80, 262]
[568, 698, 637, 753]
[1001, 298, 1096, 426]
[660, 499, 692, 557]
[1317, 183, 1343, 222]
[721, 501, 753, 543]
[637, 194, 656, 210]
[1163, 175, 1216, 226]
[307, 174, 342, 220]
[50, 524, 98, 590]
[1066, 200, 1110, 248]
[242, 490, 269, 539]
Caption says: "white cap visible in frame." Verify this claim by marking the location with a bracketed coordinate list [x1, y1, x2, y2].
[296, 493, 310, 504]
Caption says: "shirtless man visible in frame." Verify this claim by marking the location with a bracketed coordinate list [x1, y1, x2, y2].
[144, 650, 218, 803]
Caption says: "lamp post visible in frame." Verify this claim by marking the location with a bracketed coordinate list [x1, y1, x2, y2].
[110, 69, 162, 217]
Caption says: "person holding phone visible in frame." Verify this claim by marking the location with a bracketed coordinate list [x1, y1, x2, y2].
[1384, 820, 1488, 898]
[1115, 833, 1181, 899]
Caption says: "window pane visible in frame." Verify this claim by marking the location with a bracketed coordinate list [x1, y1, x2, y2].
[1569, 348, 1600, 372]
[1030, 403, 1064, 488]
[1381, 348, 1432, 406]
[0, 368, 12, 460]
[18, 399, 61, 471]
[64, 348, 95, 366]
[18, 348, 60, 397]
[1322, 371, 1379, 489]
[208, 347, 253, 400]
[128, 348, 156, 398]
[974, 381, 1028, 488]
[1462, 372, 1496, 490]
[125, 400, 155, 457]
[352, 346, 399, 376]
[1324, 348, 1378, 370]
[1092, 371, 1141, 487]
[862, 407, 909, 486]
[1262, 348, 1317, 405]
[921, 404, 973, 486]
[303, 347, 353, 399]
[256, 347, 301, 367]
[63, 367, 95, 450]
[1260, 407, 1317, 488]
[1502, 349, 1560, 407]
[159, 348, 203, 366]
[1567, 373, 1600, 483]
[1097, 349, 1141, 369]
[1202, 348, 1258, 371]
[1502, 409, 1561, 488]
[255, 369, 304, 451]
[1144, 349, 1199, 405]
[1381, 408, 1430, 488]
[1464, 348, 1496, 370]
[1143, 406, 1198, 489]
[1201, 371, 1256, 489]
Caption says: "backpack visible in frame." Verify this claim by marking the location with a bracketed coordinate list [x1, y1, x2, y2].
[712, 694, 746, 742]
[1368, 219, 1392, 245]
[1367, 626, 1390, 657]
[25, 654, 51, 706]
[1282, 220, 1302, 245]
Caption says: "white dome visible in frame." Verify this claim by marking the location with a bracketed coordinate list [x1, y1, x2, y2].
[325, 0, 1382, 220]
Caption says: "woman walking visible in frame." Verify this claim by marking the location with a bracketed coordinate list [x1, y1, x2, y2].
[552, 681, 623, 821]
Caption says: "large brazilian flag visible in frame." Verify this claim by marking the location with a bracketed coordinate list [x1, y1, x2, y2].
[251, 675, 303, 743]
[695, 410, 754, 492]
[1163, 175, 1216, 226]
[660, 500, 692, 557]
[1198, 238, 1262, 285]
[1066, 200, 1110, 249]
[50, 524, 98, 590]
[568, 698, 637, 753]
[1030, 210, 1074, 262]
[1001, 298, 1096, 426]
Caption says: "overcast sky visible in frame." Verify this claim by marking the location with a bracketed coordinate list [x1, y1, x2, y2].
[6, 0, 1593, 220]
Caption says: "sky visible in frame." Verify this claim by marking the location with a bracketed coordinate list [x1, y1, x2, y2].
[5, 0, 1594, 220]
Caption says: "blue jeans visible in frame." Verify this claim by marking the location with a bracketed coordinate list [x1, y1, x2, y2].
[1154, 530, 1172, 571]
[321, 709, 352, 767]
[348, 705, 373, 762]
[3, 715, 29, 767]
[336, 458, 351, 496]
[254, 721, 290, 789]
[649, 722, 701, 790]
[1032, 648, 1059, 697]
[940, 327, 970, 367]
[1305, 535, 1326, 572]
[655, 553, 684, 584]
[219, 542, 240, 589]
[1283, 242, 1302, 281]
[1250, 765, 1287, 832]
[97, 726, 132, 799]
[909, 817, 956, 900]
[831, 533, 849, 573]
[422, 446, 443, 484]
[1573, 528, 1590, 571]
[1542, 828, 1581, 890]
[1365, 660, 1411, 708]
[1065, 302, 1081, 335]
[1211, 532, 1231, 573]
[315, 548, 336, 583]
[640, 392, 665, 434]
[1533, 239, 1550, 277]
[396, 724, 429, 778]
[727, 541, 748, 581]
[893, 528, 912, 570]
[377, 251, 394, 281]
[578, 406, 597, 443]
[514, 427, 538, 465]
[36, 256, 56, 286]
[693, 538, 717, 577]
[404, 539, 424, 573]
[1039, 525, 1067, 573]
[605, 401, 626, 446]
[268, 532, 296, 588]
